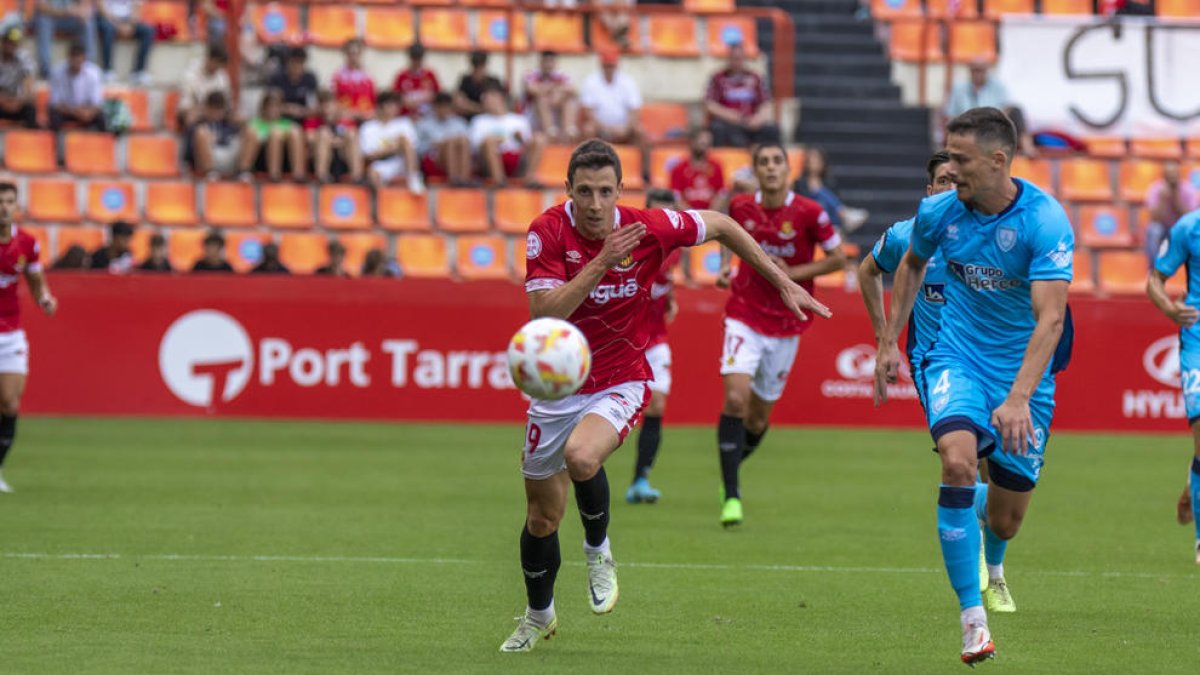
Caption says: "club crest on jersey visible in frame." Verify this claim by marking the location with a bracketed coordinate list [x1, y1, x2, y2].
[778, 221, 797, 240]
[996, 225, 1018, 252]
[526, 232, 542, 259]
[743, 219, 756, 231]
[612, 254, 637, 272]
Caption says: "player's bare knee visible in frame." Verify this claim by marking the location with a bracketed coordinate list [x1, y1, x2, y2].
[940, 457, 977, 486]
[722, 390, 749, 418]
[988, 513, 1023, 540]
[564, 450, 600, 482]
[0, 399, 17, 416]
[525, 512, 560, 537]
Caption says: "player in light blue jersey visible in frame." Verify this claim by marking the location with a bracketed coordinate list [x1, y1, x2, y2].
[874, 108, 1074, 666]
[1147, 207, 1200, 565]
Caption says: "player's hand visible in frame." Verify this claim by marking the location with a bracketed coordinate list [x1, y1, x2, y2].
[1168, 300, 1199, 327]
[39, 294, 57, 317]
[778, 280, 830, 324]
[992, 396, 1035, 456]
[665, 295, 678, 324]
[597, 222, 646, 269]
[873, 340, 901, 407]
[715, 267, 732, 289]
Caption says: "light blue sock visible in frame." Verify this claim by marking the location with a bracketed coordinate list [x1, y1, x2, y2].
[984, 525, 1007, 566]
[938, 485, 982, 611]
[973, 481, 988, 523]
[1191, 457, 1200, 541]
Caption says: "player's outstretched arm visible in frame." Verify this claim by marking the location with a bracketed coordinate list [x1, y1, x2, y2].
[1147, 269, 1199, 326]
[858, 255, 888, 343]
[24, 270, 56, 317]
[783, 244, 846, 283]
[527, 222, 647, 319]
[697, 210, 831, 321]
[874, 250, 927, 406]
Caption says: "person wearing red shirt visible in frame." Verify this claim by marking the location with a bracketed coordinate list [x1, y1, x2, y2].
[704, 42, 781, 148]
[714, 143, 846, 527]
[501, 140, 827, 653]
[669, 127, 726, 211]
[393, 43, 439, 118]
[331, 38, 376, 123]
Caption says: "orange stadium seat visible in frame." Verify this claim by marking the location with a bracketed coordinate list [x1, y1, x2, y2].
[494, 189, 545, 234]
[456, 235, 509, 280]
[1071, 250, 1095, 293]
[162, 90, 180, 131]
[166, 228, 207, 270]
[261, 184, 315, 229]
[638, 102, 689, 144]
[318, 185, 372, 230]
[684, 0, 735, 11]
[377, 188, 431, 231]
[591, 12, 643, 55]
[86, 181, 138, 223]
[512, 233, 528, 279]
[648, 15, 701, 58]
[949, 22, 996, 64]
[203, 182, 257, 228]
[22, 224, 50, 260]
[463, 0, 513, 6]
[1059, 158, 1114, 201]
[1077, 204, 1133, 248]
[617, 190, 646, 209]
[364, 7, 415, 50]
[1083, 136, 1127, 159]
[4, 130, 55, 173]
[127, 228, 152, 263]
[1010, 156, 1053, 193]
[145, 181, 198, 227]
[689, 240, 724, 285]
[477, 10, 530, 52]
[889, 20, 944, 64]
[1118, 159, 1163, 203]
[649, 146, 686, 188]
[107, 88, 150, 131]
[418, 9, 471, 51]
[410, 0, 453, 5]
[1130, 138, 1183, 161]
[1187, 138, 1200, 160]
[788, 148, 807, 182]
[983, 0, 1035, 17]
[127, 135, 180, 178]
[139, 1, 192, 41]
[224, 232, 267, 272]
[927, 0, 979, 18]
[339, 233, 387, 276]
[531, 13, 585, 54]
[710, 147, 752, 183]
[1041, 0, 1093, 14]
[434, 188, 489, 233]
[26, 179, 80, 223]
[1158, 0, 1200, 16]
[55, 225, 105, 260]
[33, 87, 48, 127]
[278, 233, 328, 274]
[707, 17, 759, 58]
[65, 132, 117, 175]
[533, 145, 573, 189]
[870, 0, 923, 20]
[1096, 250, 1147, 294]
[249, 3, 303, 43]
[613, 145, 644, 190]
[308, 6, 359, 48]
[397, 234, 451, 277]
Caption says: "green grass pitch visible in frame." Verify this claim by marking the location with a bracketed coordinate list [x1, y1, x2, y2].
[1, 418, 1198, 673]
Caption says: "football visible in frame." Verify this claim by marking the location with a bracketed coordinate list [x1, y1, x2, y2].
[506, 318, 592, 400]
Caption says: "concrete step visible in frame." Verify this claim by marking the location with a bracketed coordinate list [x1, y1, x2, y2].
[793, 75, 902, 99]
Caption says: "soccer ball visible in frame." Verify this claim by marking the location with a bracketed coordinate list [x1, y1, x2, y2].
[506, 318, 591, 400]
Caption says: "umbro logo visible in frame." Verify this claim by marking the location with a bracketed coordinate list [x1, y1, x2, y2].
[523, 567, 548, 579]
[580, 511, 606, 521]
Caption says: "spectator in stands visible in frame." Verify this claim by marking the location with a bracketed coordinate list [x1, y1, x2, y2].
[361, 249, 398, 278]
[394, 43, 439, 119]
[48, 41, 105, 132]
[316, 240, 349, 277]
[454, 49, 504, 120]
[308, 89, 363, 184]
[523, 50, 578, 144]
[199, 0, 229, 46]
[53, 244, 88, 269]
[669, 127, 726, 211]
[943, 61, 1036, 156]
[242, 88, 305, 182]
[470, 83, 545, 188]
[89, 220, 135, 273]
[137, 233, 172, 272]
[1145, 160, 1200, 264]
[193, 230, 234, 273]
[359, 91, 424, 193]
[579, 50, 645, 150]
[417, 92, 473, 187]
[332, 38, 375, 123]
[35, 0, 98, 79]
[270, 46, 318, 125]
[596, 0, 634, 50]
[704, 41, 780, 148]
[0, 27, 38, 128]
[793, 147, 868, 233]
[187, 90, 245, 180]
[251, 242, 289, 274]
[95, 0, 154, 85]
[178, 44, 231, 129]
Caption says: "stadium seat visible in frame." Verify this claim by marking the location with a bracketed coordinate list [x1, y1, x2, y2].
[706, 16, 759, 58]
[127, 135, 180, 178]
[339, 233, 387, 276]
[203, 182, 257, 228]
[710, 147, 752, 184]
[649, 146, 686, 188]
[162, 90, 180, 131]
[4, 130, 55, 173]
[418, 9, 470, 51]
[1158, 0, 1200, 16]
[139, 1, 192, 41]
[456, 235, 509, 280]
[225, 232, 267, 272]
[318, 185, 372, 230]
[26, 179, 80, 223]
[261, 184, 315, 229]
[494, 189, 545, 234]
[409, 0, 453, 5]
[166, 228, 207, 270]
[249, 2, 303, 43]
[55, 225, 105, 260]
[434, 188, 489, 233]
[308, 6, 359, 48]
[788, 148, 807, 182]
[22, 223, 49, 257]
[462, 0, 513, 5]
[1041, 0, 1093, 14]
[278, 233, 329, 274]
[949, 22, 996, 64]
[1130, 138, 1183, 161]
[927, 0, 979, 18]
[364, 7, 415, 50]
[511, 233, 528, 280]
[1077, 204, 1133, 248]
[869, 0, 923, 20]
[531, 13, 585, 54]
[888, 20, 944, 64]
[1010, 156, 1053, 193]
[591, 12, 643, 55]
[532, 145, 573, 188]
[617, 190, 646, 209]
[1187, 138, 1200, 160]
[639, 103, 689, 144]
[377, 188, 431, 231]
[145, 181, 198, 227]
[1060, 158, 1114, 202]
[613, 145, 645, 190]
[689, 240, 724, 285]
[397, 234, 451, 277]
[107, 88, 151, 132]
[648, 15, 701, 58]
[1096, 250, 1147, 294]
[1071, 250, 1095, 293]
[86, 180, 138, 223]
[64, 132, 117, 175]
[983, 0, 1035, 18]
[1118, 159, 1163, 203]
[33, 87, 48, 127]
[477, 10, 530, 51]
[1083, 135, 1126, 159]
[684, 0, 735, 12]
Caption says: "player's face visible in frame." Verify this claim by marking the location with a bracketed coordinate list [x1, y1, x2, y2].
[0, 190, 16, 224]
[927, 162, 954, 196]
[568, 165, 621, 236]
[753, 147, 789, 192]
[945, 132, 1007, 206]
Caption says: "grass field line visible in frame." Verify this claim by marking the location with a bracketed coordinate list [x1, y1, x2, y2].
[3, 551, 1195, 580]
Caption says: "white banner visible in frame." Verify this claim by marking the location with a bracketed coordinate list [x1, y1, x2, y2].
[999, 16, 1200, 138]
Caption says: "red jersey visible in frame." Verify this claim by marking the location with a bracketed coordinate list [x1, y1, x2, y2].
[0, 226, 42, 333]
[705, 68, 770, 117]
[393, 68, 440, 117]
[332, 67, 376, 117]
[646, 249, 681, 348]
[525, 202, 705, 393]
[725, 191, 838, 337]
[669, 156, 725, 210]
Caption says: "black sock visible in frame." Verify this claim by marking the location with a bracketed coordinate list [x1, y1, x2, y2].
[520, 526, 560, 611]
[573, 467, 610, 547]
[718, 414, 745, 500]
[742, 425, 769, 463]
[0, 415, 16, 467]
[633, 416, 662, 481]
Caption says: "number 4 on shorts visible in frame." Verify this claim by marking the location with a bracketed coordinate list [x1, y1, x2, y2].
[932, 370, 951, 396]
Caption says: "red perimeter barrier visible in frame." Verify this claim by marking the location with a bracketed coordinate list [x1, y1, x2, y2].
[17, 274, 1191, 433]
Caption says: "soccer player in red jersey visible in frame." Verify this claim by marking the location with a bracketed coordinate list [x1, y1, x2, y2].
[714, 143, 846, 527]
[669, 127, 726, 211]
[0, 182, 57, 493]
[500, 140, 830, 652]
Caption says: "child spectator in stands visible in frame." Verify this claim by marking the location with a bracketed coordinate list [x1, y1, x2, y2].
[1145, 160, 1200, 265]
[193, 230, 234, 273]
[53, 244, 88, 269]
[361, 249, 398, 278]
[251, 242, 290, 274]
[178, 45, 231, 128]
[669, 127, 725, 211]
[242, 88, 305, 182]
[187, 90, 245, 180]
[48, 41, 105, 131]
[359, 90, 424, 193]
[596, 0, 634, 50]
[394, 43, 439, 119]
[0, 27, 38, 128]
[270, 46, 318, 125]
[332, 38, 375, 123]
[138, 233, 172, 272]
[316, 240, 349, 277]
[95, 0, 154, 85]
[793, 147, 868, 233]
[89, 221, 135, 273]
[35, 0, 97, 79]
[308, 89, 363, 184]
[454, 50, 504, 120]
[417, 92, 473, 187]
[523, 50, 578, 144]
[704, 41, 780, 148]
[469, 83, 544, 188]
[580, 50, 644, 150]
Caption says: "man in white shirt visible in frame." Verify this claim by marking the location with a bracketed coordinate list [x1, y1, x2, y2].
[49, 41, 104, 131]
[579, 50, 644, 148]
[359, 91, 424, 193]
[468, 83, 544, 187]
[178, 45, 231, 128]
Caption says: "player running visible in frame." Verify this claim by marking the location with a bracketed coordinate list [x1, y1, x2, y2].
[626, 188, 683, 505]
[0, 181, 58, 493]
[874, 108, 1074, 665]
[714, 143, 846, 527]
[501, 140, 830, 653]
[1147, 206, 1200, 564]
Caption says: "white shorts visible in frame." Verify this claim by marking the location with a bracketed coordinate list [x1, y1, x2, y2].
[521, 381, 649, 480]
[0, 330, 29, 375]
[719, 318, 799, 402]
[646, 343, 672, 395]
[369, 157, 408, 183]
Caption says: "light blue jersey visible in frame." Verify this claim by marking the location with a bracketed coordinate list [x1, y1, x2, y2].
[1154, 209, 1200, 423]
